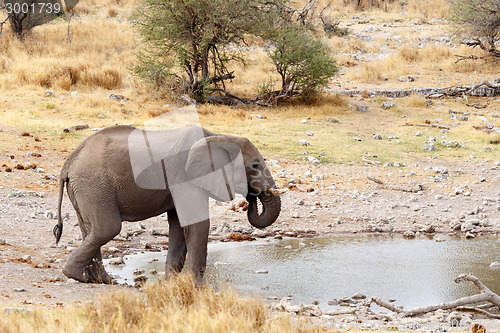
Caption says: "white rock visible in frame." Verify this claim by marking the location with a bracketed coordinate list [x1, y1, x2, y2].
[490, 262, 500, 269]
[109, 257, 125, 265]
[253, 269, 268, 274]
[299, 140, 310, 146]
[307, 156, 320, 164]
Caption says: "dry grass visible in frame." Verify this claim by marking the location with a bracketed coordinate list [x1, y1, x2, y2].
[0, 275, 320, 333]
[406, 94, 428, 108]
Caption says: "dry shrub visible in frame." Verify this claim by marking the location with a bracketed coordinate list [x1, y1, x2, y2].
[12, 59, 122, 90]
[108, 7, 118, 17]
[85, 275, 269, 333]
[406, 93, 428, 108]
[354, 56, 405, 83]
[419, 44, 453, 62]
[81, 67, 122, 90]
[406, 0, 449, 19]
[398, 45, 421, 63]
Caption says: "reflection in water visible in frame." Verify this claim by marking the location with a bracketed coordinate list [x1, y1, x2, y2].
[105, 235, 500, 309]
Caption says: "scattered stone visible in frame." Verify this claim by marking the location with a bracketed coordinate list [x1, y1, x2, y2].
[107, 247, 120, 253]
[306, 130, 314, 136]
[373, 134, 382, 140]
[253, 269, 268, 274]
[356, 105, 368, 112]
[251, 229, 267, 238]
[327, 299, 338, 306]
[449, 221, 462, 231]
[300, 119, 307, 124]
[299, 140, 310, 146]
[151, 228, 169, 236]
[326, 117, 339, 123]
[307, 156, 320, 164]
[422, 143, 436, 151]
[490, 262, 500, 269]
[465, 232, 476, 239]
[179, 94, 196, 105]
[439, 140, 464, 148]
[403, 230, 415, 239]
[140, 241, 152, 249]
[45, 90, 55, 97]
[433, 166, 448, 174]
[109, 257, 125, 265]
[134, 275, 148, 287]
[351, 292, 366, 300]
[382, 101, 395, 109]
[44, 211, 55, 219]
[150, 269, 158, 275]
[13, 288, 26, 292]
[108, 94, 129, 102]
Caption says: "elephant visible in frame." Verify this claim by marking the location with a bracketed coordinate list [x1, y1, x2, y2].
[54, 125, 281, 284]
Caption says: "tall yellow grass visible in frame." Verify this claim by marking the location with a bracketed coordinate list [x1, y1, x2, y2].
[0, 275, 317, 333]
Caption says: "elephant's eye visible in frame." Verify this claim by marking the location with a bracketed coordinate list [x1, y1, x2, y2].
[251, 162, 260, 169]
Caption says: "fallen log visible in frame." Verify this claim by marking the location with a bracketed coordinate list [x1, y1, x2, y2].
[367, 176, 424, 193]
[477, 116, 500, 133]
[335, 79, 500, 98]
[403, 123, 450, 130]
[63, 124, 89, 133]
[361, 274, 500, 318]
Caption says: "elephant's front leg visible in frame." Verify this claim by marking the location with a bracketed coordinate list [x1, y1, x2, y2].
[183, 219, 210, 285]
[165, 210, 187, 278]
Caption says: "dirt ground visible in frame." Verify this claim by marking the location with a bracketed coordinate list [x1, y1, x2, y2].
[0, 146, 498, 308]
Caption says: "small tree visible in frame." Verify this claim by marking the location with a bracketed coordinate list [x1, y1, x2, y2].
[265, 25, 337, 102]
[450, 0, 500, 58]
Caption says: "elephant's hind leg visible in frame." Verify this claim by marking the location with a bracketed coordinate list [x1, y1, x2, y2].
[63, 210, 121, 284]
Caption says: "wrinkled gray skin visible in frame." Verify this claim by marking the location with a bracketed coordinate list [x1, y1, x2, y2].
[54, 125, 281, 285]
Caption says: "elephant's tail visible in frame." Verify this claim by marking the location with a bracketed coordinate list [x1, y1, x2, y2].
[54, 173, 68, 244]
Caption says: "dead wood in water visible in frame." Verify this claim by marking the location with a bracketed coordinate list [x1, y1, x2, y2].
[361, 274, 500, 318]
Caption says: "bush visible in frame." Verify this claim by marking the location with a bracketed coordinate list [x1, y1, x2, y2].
[266, 25, 337, 101]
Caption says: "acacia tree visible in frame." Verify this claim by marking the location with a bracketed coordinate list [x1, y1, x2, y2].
[450, 0, 500, 58]
[134, 0, 337, 104]
[0, 0, 76, 40]
[134, 0, 277, 104]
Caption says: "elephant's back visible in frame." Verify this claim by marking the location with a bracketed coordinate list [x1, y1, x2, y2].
[63, 125, 136, 180]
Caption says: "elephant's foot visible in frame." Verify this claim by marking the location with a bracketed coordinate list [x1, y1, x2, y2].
[84, 259, 115, 284]
[62, 264, 90, 283]
[62, 261, 114, 284]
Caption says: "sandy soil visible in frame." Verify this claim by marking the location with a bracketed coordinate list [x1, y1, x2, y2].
[0, 149, 499, 308]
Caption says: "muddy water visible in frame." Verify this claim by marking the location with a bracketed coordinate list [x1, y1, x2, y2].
[105, 235, 500, 309]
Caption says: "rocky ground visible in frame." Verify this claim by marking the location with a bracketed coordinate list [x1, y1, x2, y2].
[0, 154, 499, 310]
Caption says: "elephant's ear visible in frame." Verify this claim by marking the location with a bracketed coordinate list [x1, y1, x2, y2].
[185, 136, 248, 201]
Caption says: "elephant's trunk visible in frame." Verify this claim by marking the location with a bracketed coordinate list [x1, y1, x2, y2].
[247, 191, 281, 229]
